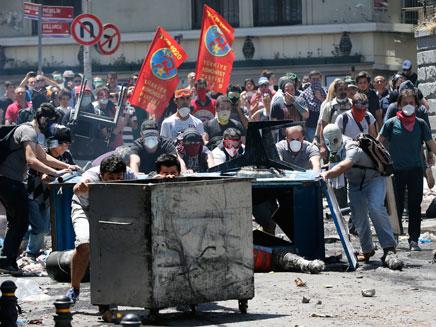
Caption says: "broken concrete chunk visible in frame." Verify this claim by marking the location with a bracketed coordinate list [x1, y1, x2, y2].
[361, 289, 376, 297]
[302, 296, 310, 303]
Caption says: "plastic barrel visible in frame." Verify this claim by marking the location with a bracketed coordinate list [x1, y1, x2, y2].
[46, 250, 89, 282]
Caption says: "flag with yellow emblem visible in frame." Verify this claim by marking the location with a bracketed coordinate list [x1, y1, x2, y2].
[130, 26, 188, 118]
[195, 5, 235, 94]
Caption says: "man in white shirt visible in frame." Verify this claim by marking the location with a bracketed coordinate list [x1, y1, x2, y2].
[160, 88, 204, 141]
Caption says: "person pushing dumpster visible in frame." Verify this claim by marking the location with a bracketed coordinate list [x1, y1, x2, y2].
[66, 154, 138, 307]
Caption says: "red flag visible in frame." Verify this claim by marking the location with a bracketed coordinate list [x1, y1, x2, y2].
[130, 27, 188, 118]
[195, 5, 234, 94]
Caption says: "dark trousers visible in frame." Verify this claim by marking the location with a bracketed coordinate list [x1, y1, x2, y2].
[0, 176, 29, 267]
[393, 167, 423, 242]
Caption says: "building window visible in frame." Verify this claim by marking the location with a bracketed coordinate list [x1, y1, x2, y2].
[191, 0, 239, 29]
[403, 0, 419, 25]
[31, 0, 81, 36]
[253, 0, 302, 27]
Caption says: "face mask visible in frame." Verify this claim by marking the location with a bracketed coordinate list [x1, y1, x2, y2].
[99, 97, 108, 105]
[184, 143, 202, 157]
[178, 107, 190, 118]
[338, 92, 347, 99]
[81, 96, 92, 107]
[289, 140, 302, 152]
[323, 124, 343, 153]
[38, 119, 57, 138]
[351, 104, 367, 123]
[144, 136, 158, 149]
[247, 91, 254, 97]
[29, 86, 35, 91]
[225, 146, 238, 157]
[217, 110, 231, 122]
[402, 104, 415, 116]
[229, 97, 239, 105]
[197, 88, 207, 102]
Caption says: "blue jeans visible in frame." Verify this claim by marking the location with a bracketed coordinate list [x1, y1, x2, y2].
[26, 199, 50, 257]
[305, 127, 316, 143]
[348, 176, 397, 253]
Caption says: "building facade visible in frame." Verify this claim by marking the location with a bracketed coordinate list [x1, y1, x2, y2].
[0, 0, 417, 86]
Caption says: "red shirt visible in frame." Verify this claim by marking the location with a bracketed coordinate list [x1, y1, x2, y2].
[5, 101, 30, 124]
[191, 98, 216, 122]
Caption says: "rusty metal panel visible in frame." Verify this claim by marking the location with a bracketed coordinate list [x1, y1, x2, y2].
[89, 178, 254, 309]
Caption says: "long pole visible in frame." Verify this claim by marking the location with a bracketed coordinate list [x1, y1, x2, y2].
[82, 0, 92, 82]
[37, 5, 42, 72]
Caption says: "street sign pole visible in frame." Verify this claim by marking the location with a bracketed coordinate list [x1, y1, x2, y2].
[82, 0, 92, 83]
[38, 5, 42, 72]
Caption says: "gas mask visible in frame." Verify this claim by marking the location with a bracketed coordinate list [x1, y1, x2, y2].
[178, 107, 190, 118]
[289, 140, 302, 152]
[323, 124, 343, 162]
[143, 136, 158, 150]
[217, 110, 231, 122]
[38, 118, 59, 138]
[402, 104, 415, 116]
[81, 96, 92, 107]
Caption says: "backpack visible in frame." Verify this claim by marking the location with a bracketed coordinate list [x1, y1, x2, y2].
[342, 111, 371, 136]
[0, 125, 21, 165]
[354, 133, 393, 177]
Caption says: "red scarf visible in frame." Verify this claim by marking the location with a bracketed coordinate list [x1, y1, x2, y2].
[396, 110, 416, 132]
[351, 104, 366, 123]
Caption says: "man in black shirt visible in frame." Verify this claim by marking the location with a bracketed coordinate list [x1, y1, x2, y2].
[402, 59, 418, 86]
[203, 95, 246, 145]
[129, 120, 177, 174]
[356, 71, 383, 131]
[0, 81, 15, 124]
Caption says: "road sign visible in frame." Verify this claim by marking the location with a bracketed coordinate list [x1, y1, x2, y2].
[24, 2, 40, 19]
[24, 2, 73, 22]
[42, 22, 70, 38]
[41, 5, 74, 22]
[97, 24, 121, 55]
[71, 13, 103, 46]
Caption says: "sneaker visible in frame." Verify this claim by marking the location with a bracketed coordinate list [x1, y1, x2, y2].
[66, 287, 80, 304]
[409, 241, 422, 251]
[0, 265, 23, 276]
[426, 167, 435, 189]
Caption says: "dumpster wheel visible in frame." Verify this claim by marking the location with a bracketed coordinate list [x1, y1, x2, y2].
[148, 308, 159, 321]
[190, 304, 198, 314]
[238, 300, 248, 314]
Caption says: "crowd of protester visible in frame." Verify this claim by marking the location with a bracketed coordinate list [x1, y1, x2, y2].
[0, 60, 433, 302]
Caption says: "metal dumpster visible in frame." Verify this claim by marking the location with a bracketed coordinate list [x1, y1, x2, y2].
[88, 177, 254, 312]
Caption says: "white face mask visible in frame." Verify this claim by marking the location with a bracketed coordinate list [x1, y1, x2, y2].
[178, 107, 190, 118]
[144, 136, 158, 149]
[217, 110, 231, 121]
[289, 140, 302, 152]
[99, 97, 108, 105]
[81, 96, 92, 107]
[224, 146, 238, 157]
[402, 104, 415, 116]
[247, 91, 254, 97]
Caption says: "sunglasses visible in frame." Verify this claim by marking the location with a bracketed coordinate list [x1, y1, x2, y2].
[286, 73, 297, 80]
[37, 79, 45, 82]
[223, 140, 241, 149]
[73, 79, 81, 83]
[354, 103, 368, 109]
[97, 93, 109, 98]
[177, 96, 190, 100]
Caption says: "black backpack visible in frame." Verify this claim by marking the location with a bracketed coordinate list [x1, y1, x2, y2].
[354, 133, 393, 177]
[0, 125, 21, 165]
[342, 111, 371, 135]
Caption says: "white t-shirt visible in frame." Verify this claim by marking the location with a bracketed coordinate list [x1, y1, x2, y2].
[212, 144, 245, 166]
[160, 114, 204, 140]
[335, 110, 375, 139]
